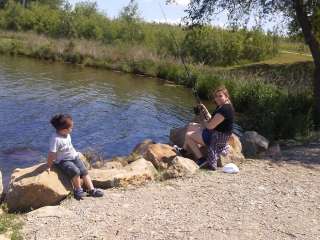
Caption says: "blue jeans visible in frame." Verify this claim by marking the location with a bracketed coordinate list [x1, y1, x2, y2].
[56, 156, 88, 179]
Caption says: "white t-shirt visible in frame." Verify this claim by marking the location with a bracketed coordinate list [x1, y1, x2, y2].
[49, 133, 79, 163]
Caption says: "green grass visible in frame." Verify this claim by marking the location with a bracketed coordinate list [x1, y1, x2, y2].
[279, 40, 311, 55]
[0, 207, 23, 240]
[261, 52, 312, 65]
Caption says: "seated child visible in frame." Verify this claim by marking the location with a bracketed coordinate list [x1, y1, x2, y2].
[47, 114, 104, 200]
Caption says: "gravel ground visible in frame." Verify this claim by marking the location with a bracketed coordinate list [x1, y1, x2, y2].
[22, 147, 320, 240]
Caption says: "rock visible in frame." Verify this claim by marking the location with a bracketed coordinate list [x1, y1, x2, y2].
[143, 144, 177, 170]
[26, 205, 75, 219]
[105, 155, 141, 167]
[0, 171, 3, 200]
[132, 139, 155, 156]
[241, 131, 269, 158]
[220, 134, 245, 166]
[99, 161, 123, 170]
[163, 156, 199, 179]
[5, 163, 72, 212]
[228, 134, 243, 154]
[91, 160, 104, 169]
[268, 143, 281, 157]
[91, 159, 124, 170]
[90, 158, 158, 189]
[263, 143, 282, 159]
[109, 156, 131, 166]
[169, 127, 187, 147]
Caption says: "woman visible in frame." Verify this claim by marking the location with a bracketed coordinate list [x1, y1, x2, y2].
[177, 86, 234, 170]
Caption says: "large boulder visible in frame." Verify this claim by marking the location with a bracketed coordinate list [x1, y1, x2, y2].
[0, 171, 3, 200]
[220, 134, 245, 165]
[5, 163, 72, 212]
[98, 161, 124, 170]
[163, 156, 199, 179]
[169, 127, 187, 147]
[241, 131, 269, 157]
[25, 205, 75, 219]
[90, 158, 158, 189]
[142, 144, 177, 170]
[0, 171, 3, 196]
[132, 139, 155, 156]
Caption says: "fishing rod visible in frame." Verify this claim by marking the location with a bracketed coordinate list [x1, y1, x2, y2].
[158, 3, 243, 136]
[158, 3, 202, 105]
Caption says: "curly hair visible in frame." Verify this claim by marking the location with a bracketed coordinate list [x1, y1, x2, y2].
[50, 114, 73, 131]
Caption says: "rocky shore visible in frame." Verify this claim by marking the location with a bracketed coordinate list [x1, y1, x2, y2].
[1, 129, 319, 239]
[22, 156, 320, 240]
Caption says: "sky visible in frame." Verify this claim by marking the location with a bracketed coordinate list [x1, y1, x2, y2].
[68, 0, 285, 32]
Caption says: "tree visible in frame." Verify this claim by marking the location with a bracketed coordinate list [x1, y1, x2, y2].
[117, 0, 144, 42]
[168, 0, 320, 126]
[0, 0, 64, 8]
[119, 0, 141, 22]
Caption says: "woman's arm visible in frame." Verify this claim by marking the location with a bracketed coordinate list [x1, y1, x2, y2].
[204, 113, 225, 130]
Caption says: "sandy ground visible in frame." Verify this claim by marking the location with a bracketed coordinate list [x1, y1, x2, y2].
[22, 145, 320, 240]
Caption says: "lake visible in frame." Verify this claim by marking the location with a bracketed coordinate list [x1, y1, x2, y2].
[0, 55, 199, 185]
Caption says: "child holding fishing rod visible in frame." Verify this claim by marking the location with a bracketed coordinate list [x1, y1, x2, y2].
[175, 86, 235, 170]
[47, 114, 104, 200]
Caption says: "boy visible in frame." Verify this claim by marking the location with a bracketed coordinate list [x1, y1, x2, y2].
[47, 114, 103, 200]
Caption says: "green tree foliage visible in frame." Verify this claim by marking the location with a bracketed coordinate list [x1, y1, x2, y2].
[0, 0, 64, 8]
[117, 0, 145, 43]
[0, 0, 278, 65]
[181, 26, 278, 65]
[118, 0, 140, 22]
[167, 0, 320, 127]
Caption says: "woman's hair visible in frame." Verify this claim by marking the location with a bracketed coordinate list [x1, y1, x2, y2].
[212, 86, 232, 103]
[50, 114, 73, 131]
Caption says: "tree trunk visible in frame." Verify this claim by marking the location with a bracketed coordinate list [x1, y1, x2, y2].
[314, 65, 320, 126]
[294, 0, 320, 127]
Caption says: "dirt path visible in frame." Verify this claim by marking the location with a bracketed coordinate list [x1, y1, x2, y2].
[22, 146, 320, 240]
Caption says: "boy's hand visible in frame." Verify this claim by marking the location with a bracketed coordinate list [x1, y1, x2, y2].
[47, 162, 52, 174]
[47, 152, 56, 174]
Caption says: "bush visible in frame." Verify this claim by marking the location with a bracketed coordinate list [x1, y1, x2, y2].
[231, 81, 313, 139]
[0, 2, 279, 66]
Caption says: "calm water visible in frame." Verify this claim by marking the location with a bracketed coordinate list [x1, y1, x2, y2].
[0, 55, 198, 185]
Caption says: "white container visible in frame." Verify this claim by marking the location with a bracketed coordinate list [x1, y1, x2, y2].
[223, 163, 239, 174]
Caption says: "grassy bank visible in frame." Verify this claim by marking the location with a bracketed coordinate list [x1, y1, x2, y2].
[0, 208, 23, 240]
[0, 30, 314, 140]
[0, 1, 279, 67]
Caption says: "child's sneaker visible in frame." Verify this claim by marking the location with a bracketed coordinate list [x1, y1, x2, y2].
[88, 188, 104, 197]
[74, 188, 86, 200]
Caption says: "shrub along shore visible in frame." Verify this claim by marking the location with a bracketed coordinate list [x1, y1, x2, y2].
[0, 1, 314, 140]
